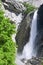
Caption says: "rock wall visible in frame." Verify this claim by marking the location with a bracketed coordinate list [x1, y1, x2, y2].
[2, 0, 43, 7]
[6, 0, 43, 7]
[16, 11, 34, 53]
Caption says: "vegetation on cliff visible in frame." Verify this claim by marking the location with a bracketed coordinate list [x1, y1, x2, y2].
[23, 2, 36, 14]
[0, 3, 16, 65]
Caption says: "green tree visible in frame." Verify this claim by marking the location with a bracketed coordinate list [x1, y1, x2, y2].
[0, 6, 16, 65]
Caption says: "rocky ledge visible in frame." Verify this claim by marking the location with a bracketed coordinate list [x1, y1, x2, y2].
[25, 57, 43, 65]
[16, 57, 43, 65]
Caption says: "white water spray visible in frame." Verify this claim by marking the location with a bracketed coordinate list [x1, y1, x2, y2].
[21, 10, 38, 60]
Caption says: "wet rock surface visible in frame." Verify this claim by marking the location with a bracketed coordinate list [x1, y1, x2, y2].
[25, 57, 43, 65]
[16, 11, 34, 53]
[15, 57, 43, 65]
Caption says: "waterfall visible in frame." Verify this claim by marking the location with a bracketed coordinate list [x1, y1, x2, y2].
[21, 10, 38, 60]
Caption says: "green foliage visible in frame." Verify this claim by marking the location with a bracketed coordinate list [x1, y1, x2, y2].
[0, 9, 16, 65]
[23, 2, 35, 14]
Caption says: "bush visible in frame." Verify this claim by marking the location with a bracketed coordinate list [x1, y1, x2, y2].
[23, 2, 35, 14]
[0, 8, 16, 65]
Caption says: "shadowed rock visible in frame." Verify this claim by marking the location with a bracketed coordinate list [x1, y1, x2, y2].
[2, 0, 26, 13]
[16, 11, 34, 53]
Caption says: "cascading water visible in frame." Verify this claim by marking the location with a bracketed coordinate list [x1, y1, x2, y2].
[20, 10, 38, 60]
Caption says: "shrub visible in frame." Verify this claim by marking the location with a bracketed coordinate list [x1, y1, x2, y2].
[0, 7, 16, 65]
[23, 2, 35, 14]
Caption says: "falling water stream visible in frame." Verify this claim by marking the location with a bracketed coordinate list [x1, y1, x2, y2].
[20, 10, 38, 60]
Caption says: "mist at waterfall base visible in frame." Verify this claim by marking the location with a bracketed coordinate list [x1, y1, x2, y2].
[17, 4, 43, 60]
